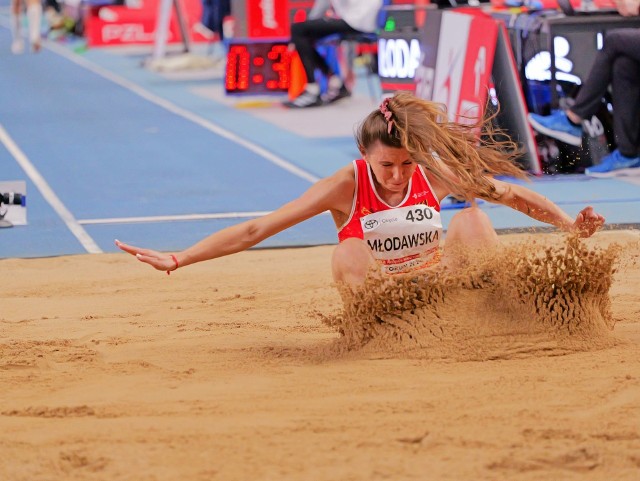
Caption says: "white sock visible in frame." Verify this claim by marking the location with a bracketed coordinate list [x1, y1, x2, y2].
[328, 75, 342, 90]
[210, 41, 226, 59]
[10, 13, 22, 41]
[27, 4, 42, 45]
[305, 83, 320, 95]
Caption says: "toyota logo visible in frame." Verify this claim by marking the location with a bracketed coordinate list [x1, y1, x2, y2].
[364, 219, 378, 229]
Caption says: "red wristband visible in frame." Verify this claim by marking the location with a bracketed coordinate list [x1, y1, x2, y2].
[167, 254, 179, 275]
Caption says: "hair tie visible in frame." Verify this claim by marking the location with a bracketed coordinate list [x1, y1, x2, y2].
[379, 97, 394, 134]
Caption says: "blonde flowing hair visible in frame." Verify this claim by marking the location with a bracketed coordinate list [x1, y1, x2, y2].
[355, 91, 528, 202]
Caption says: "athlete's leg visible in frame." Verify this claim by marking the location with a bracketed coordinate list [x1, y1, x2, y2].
[332, 237, 377, 287]
[441, 206, 499, 267]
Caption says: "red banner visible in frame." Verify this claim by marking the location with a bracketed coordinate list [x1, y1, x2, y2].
[429, 11, 498, 124]
[84, 0, 210, 47]
[247, 0, 289, 38]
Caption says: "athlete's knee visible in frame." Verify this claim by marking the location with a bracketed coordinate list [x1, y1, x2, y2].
[333, 238, 369, 268]
[332, 238, 373, 285]
[450, 206, 492, 226]
[447, 207, 498, 244]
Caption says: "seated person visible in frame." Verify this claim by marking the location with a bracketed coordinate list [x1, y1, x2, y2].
[528, 0, 640, 176]
[284, 0, 383, 108]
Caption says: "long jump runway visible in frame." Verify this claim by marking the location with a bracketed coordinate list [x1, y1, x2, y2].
[1, 11, 639, 259]
[0, 18, 341, 258]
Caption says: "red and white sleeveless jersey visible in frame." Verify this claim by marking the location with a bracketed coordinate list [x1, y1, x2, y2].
[337, 159, 442, 275]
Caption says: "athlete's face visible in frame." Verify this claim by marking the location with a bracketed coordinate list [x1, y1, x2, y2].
[364, 141, 417, 195]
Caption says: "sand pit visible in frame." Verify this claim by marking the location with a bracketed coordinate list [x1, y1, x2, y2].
[1, 230, 639, 480]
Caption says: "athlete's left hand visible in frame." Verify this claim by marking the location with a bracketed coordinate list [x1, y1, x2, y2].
[572, 206, 605, 238]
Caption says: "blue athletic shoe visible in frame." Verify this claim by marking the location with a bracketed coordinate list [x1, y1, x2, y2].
[528, 110, 582, 147]
[585, 149, 640, 177]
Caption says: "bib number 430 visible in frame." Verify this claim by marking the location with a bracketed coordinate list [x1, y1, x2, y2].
[405, 207, 434, 222]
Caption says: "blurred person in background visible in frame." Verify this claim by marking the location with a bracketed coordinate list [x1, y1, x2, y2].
[10, 0, 42, 53]
[194, 0, 231, 62]
[284, 0, 384, 108]
[528, 0, 640, 177]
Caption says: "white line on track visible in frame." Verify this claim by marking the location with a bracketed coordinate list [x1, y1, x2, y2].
[44, 41, 321, 184]
[0, 124, 103, 254]
[79, 211, 272, 225]
[78, 210, 330, 225]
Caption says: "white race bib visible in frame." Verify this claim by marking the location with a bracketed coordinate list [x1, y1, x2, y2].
[361, 204, 442, 274]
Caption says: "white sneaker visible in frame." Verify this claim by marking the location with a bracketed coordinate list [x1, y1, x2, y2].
[192, 22, 216, 40]
[11, 39, 25, 54]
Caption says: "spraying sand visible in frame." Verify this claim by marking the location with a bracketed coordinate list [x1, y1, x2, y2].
[322, 235, 623, 361]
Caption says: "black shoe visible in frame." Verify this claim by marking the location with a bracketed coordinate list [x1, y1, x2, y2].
[323, 84, 351, 104]
[283, 90, 323, 108]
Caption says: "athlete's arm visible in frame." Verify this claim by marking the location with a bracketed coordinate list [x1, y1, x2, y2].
[483, 177, 605, 237]
[116, 167, 356, 272]
[421, 160, 603, 237]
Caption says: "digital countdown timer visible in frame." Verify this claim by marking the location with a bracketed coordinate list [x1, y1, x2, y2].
[225, 40, 293, 95]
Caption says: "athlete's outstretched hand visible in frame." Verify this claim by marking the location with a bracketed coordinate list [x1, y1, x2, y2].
[572, 206, 605, 238]
[115, 240, 178, 273]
